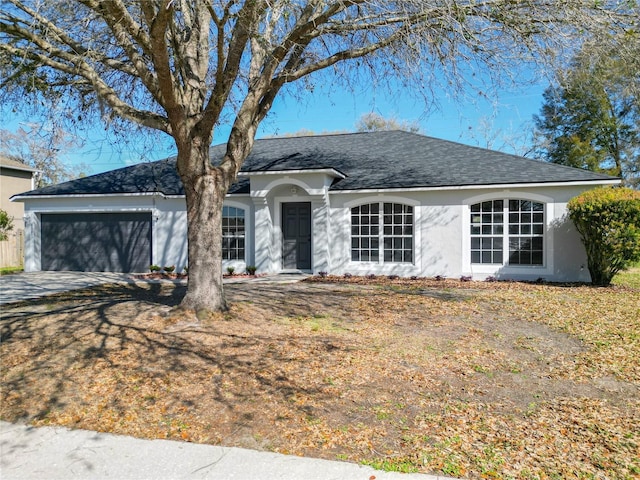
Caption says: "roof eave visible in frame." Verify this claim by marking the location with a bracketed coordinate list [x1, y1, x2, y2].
[0, 164, 41, 174]
[240, 168, 346, 179]
[329, 178, 621, 194]
[11, 190, 253, 202]
[10, 191, 167, 202]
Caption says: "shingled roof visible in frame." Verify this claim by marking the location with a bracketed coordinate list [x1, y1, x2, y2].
[13, 131, 617, 198]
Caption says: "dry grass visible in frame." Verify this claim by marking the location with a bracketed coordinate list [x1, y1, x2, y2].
[1, 277, 638, 479]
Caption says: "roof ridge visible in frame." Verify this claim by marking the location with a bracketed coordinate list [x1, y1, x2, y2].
[247, 129, 417, 144]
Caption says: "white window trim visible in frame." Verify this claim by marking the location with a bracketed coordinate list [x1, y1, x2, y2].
[344, 196, 421, 273]
[222, 205, 246, 262]
[221, 200, 251, 269]
[462, 192, 555, 279]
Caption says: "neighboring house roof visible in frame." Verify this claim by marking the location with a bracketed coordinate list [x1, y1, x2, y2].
[12, 131, 618, 198]
[0, 154, 39, 174]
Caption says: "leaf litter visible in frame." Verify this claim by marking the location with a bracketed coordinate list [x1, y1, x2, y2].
[1, 277, 638, 479]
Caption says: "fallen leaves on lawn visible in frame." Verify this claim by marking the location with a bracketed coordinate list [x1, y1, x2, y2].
[1, 278, 638, 479]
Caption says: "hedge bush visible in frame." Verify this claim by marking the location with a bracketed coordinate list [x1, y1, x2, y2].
[567, 187, 640, 286]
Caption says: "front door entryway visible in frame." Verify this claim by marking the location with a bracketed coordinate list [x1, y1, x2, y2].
[282, 202, 311, 270]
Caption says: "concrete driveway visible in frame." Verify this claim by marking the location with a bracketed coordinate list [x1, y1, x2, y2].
[0, 271, 312, 305]
[0, 271, 138, 305]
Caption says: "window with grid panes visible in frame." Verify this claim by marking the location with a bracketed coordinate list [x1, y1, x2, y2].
[470, 199, 544, 266]
[508, 200, 544, 265]
[222, 206, 245, 260]
[351, 202, 413, 263]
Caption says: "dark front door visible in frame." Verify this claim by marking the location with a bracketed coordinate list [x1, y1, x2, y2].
[282, 202, 311, 270]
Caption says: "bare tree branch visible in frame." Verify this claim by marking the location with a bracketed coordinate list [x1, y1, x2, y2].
[1, 0, 637, 312]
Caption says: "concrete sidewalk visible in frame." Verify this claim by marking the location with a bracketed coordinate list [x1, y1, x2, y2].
[0, 422, 449, 480]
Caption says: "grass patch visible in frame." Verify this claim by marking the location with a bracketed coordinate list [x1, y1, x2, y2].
[612, 267, 640, 289]
[361, 458, 420, 473]
[0, 266, 23, 275]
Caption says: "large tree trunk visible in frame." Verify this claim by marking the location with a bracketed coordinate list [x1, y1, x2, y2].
[177, 142, 229, 313]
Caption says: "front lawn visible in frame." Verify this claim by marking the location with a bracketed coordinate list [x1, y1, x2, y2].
[1, 278, 638, 479]
[613, 266, 640, 289]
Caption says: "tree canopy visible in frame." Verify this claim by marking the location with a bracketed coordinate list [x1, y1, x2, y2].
[0, 124, 87, 187]
[1, 0, 638, 313]
[533, 32, 640, 186]
[355, 112, 421, 133]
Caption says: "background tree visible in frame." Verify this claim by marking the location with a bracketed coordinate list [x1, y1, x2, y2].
[0, 209, 14, 241]
[1, 1, 636, 313]
[355, 112, 421, 134]
[533, 32, 640, 186]
[465, 115, 535, 157]
[567, 187, 640, 286]
[271, 113, 419, 137]
[0, 124, 87, 187]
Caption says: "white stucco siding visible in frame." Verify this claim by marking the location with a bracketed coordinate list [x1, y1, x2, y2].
[418, 201, 463, 278]
[327, 184, 600, 282]
[18, 178, 603, 282]
[328, 191, 467, 278]
[252, 197, 274, 273]
[153, 197, 187, 270]
[459, 185, 594, 282]
[248, 171, 336, 198]
[154, 196, 255, 273]
[547, 186, 592, 282]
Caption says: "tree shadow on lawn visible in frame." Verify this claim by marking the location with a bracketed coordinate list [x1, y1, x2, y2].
[0, 282, 348, 443]
[1, 280, 639, 478]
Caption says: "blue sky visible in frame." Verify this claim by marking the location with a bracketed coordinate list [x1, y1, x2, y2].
[3, 77, 547, 176]
[252, 80, 543, 151]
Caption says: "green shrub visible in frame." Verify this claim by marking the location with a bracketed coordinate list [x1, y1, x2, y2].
[0, 209, 14, 241]
[568, 187, 640, 286]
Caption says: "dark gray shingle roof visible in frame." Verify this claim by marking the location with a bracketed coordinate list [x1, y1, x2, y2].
[15, 131, 617, 198]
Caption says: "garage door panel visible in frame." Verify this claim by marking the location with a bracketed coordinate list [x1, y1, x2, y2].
[41, 213, 151, 273]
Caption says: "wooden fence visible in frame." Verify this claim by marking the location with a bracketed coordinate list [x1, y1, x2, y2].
[0, 229, 24, 268]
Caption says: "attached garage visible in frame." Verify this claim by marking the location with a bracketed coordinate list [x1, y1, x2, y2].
[40, 212, 152, 273]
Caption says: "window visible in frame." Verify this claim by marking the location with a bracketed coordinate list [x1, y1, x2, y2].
[351, 202, 413, 263]
[470, 199, 544, 266]
[222, 206, 245, 260]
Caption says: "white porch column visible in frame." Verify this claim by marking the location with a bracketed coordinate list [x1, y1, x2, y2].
[252, 196, 274, 274]
[23, 211, 40, 272]
[311, 196, 330, 274]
